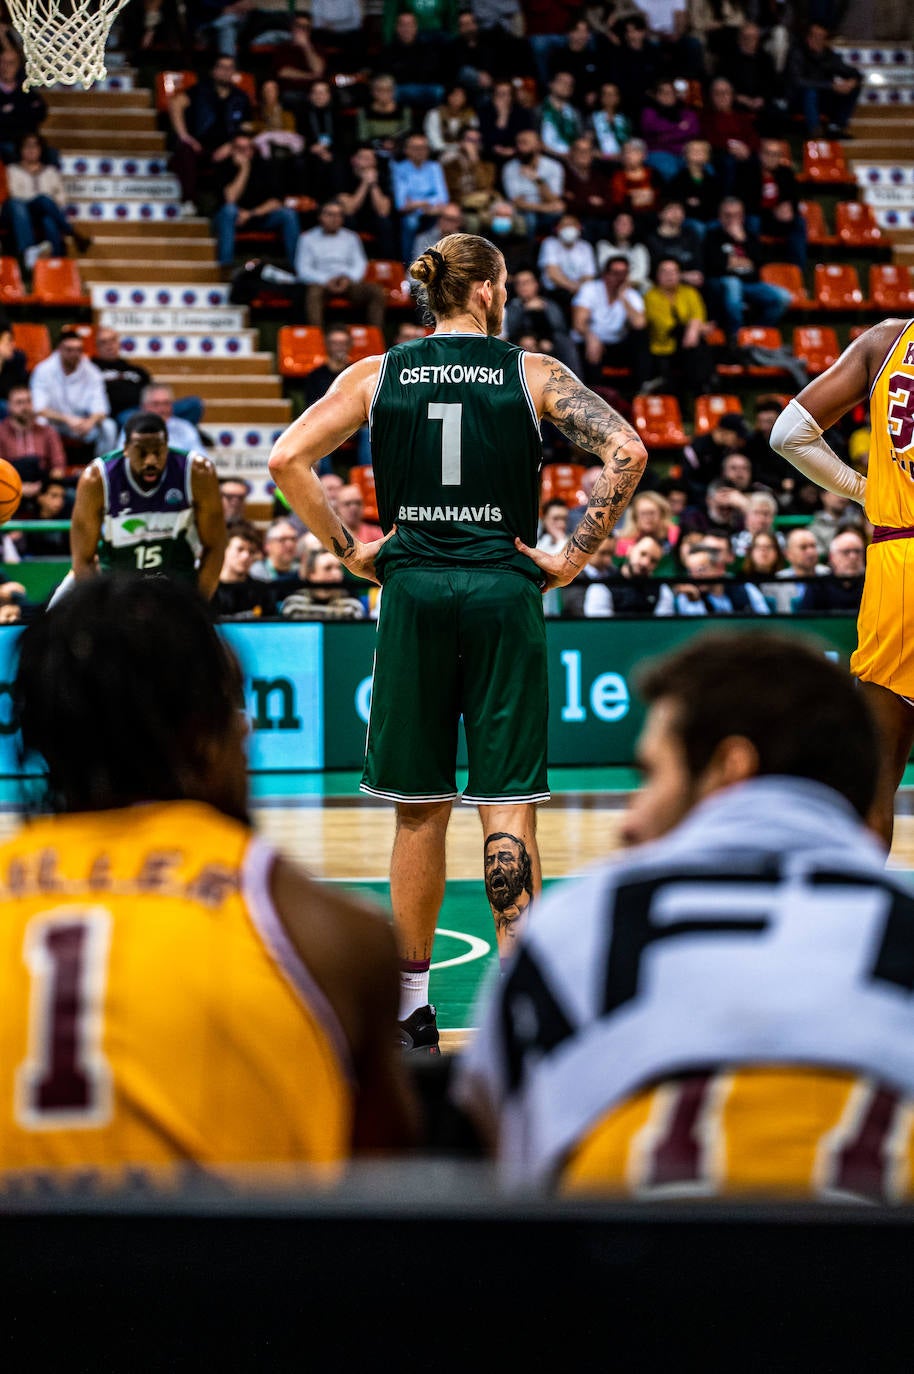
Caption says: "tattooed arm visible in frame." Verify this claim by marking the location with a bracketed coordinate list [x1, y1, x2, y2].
[517, 354, 648, 590]
[269, 356, 393, 583]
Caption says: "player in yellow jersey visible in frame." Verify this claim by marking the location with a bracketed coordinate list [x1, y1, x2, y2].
[454, 632, 914, 1201]
[769, 319, 914, 848]
[0, 575, 417, 1189]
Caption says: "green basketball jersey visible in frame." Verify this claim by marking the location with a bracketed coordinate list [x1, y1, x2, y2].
[370, 333, 543, 583]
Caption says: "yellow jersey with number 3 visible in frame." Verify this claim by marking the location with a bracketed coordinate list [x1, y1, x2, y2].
[0, 801, 354, 1188]
[865, 318, 914, 528]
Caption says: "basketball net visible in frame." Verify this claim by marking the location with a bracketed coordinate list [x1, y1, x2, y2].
[7, 0, 132, 89]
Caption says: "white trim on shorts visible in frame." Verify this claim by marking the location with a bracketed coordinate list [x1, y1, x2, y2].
[461, 791, 551, 805]
[359, 783, 459, 803]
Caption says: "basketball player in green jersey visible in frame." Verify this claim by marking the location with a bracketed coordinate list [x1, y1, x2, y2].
[270, 233, 647, 1053]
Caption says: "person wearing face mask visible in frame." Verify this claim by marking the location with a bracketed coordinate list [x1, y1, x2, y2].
[479, 196, 531, 274]
[538, 213, 597, 318]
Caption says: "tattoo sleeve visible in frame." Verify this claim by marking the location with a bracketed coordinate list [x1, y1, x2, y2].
[540, 360, 648, 564]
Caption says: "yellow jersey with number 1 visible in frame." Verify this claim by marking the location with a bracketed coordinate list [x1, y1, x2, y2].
[0, 800, 354, 1189]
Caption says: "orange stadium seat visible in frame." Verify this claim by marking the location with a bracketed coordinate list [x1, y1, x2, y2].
[29, 258, 89, 306]
[156, 68, 255, 111]
[693, 394, 743, 435]
[347, 325, 386, 362]
[348, 464, 379, 521]
[799, 201, 835, 246]
[793, 325, 839, 375]
[12, 322, 51, 370]
[736, 326, 791, 376]
[277, 325, 326, 377]
[836, 201, 884, 248]
[801, 139, 854, 184]
[813, 263, 864, 310]
[540, 462, 587, 507]
[0, 256, 25, 304]
[869, 263, 914, 311]
[365, 259, 413, 309]
[632, 394, 687, 448]
[760, 262, 811, 308]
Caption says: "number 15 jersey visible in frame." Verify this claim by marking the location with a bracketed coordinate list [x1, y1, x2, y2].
[370, 334, 544, 584]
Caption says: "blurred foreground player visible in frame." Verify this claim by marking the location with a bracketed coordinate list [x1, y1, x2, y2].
[0, 577, 416, 1186]
[770, 320, 914, 849]
[455, 632, 914, 1202]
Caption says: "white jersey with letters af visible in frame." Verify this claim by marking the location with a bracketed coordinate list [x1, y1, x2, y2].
[455, 777, 914, 1189]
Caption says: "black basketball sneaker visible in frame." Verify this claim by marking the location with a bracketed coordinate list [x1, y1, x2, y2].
[396, 1004, 441, 1056]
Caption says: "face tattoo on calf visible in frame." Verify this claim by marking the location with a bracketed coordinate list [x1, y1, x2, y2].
[484, 832, 535, 942]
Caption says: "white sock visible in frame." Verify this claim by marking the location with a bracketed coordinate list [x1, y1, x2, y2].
[398, 968, 430, 1021]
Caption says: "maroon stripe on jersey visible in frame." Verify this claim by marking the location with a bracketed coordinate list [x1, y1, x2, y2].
[648, 1073, 713, 1188]
[832, 1085, 900, 1203]
[871, 525, 914, 544]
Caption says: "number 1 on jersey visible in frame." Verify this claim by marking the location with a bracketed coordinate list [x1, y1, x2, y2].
[428, 402, 462, 486]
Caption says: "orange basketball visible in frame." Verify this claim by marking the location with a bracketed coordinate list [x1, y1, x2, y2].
[0, 458, 22, 524]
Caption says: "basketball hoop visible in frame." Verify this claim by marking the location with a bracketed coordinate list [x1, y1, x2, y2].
[7, 0, 132, 89]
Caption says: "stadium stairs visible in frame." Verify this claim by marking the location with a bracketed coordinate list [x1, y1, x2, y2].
[842, 42, 914, 268]
[47, 60, 290, 514]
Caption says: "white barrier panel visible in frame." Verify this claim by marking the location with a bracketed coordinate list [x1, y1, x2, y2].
[66, 201, 183, 221]
[98, 308, 248, 332]
[118, 333, 256, 357]
[90, 284, 232, 309]
[63, 177, 182, 200]
[61, 155, 169, 176]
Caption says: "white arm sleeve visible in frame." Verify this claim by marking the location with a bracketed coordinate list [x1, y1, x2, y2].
[769, 398, 867, 505]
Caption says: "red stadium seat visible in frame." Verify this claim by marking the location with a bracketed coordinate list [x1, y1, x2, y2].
[799, 201, 835, 246]
[347, 325, 386, 362]
[868, 263, 914, 311]
[0, 255, 25, 304]
[736, 326, 791, 377]
[540, 462, 587, 507]
[693, 394, 743, 435]
[813, 263, 864, 310]
[155, 67, 255, 111]
[277, 325, 326, 377]
[836, 201, 884, 248]
[800, 139, 854, 185]
[29, 258, 89, 306]
[632, 394, 687, 448]
[760, 262, 812, 308]
[12, 322, 51, 370]
[365, 259, 413, 310]
[348, 464, 378, 521]
[793, 325, 839, 375]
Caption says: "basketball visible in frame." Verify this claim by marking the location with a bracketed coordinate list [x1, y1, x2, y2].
[0, 459, 22, 524]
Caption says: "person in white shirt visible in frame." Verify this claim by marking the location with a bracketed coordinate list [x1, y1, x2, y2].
[294, 199, 386, 331]
[571, 254, 650, 389]
[538, 214, 597, 315]
[30, 329, 117, 459]
[501, 128, 565, 237]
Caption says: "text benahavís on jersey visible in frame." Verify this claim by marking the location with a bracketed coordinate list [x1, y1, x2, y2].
[397, 504, 503, 522]
[398, 365, 505, 385]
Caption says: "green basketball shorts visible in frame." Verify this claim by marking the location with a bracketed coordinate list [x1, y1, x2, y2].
[361, 567, 550, 805]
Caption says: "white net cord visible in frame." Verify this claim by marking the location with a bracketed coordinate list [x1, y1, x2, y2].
[7, 0, 133, 89]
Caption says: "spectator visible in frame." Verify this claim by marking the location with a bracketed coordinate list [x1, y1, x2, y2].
[572, 252, 650, 390]
[354, 74, 413, 159]
[504, 266, 581, 372]
[16, 473, 68, 557]
[546, 18, 606, 108]
[212, 520, 280, 619]
[741, 528, 788, 610]
[786, 22, 861, 139]
[720, 449, 754, 493]
[410, 202, 464, 264]
[392, 132, 451, 263]
[442, 127, 497, 229]
[212, 132, 299, 271]
[538, 212, 597, 314]
[730, 20, 784, 133]
[281, 546, 367, 620]
[0, 324, 29, 403]
[798, 528, 866, 613]
[607, 12, 661, 119]
[294, 200, 386, 331]
[501, 127, 565, 237]
[0, 382, 65, 499]
[300, 325, 371, 471]
[120, 384, 205, 452]
[807, 489, 858, 560]
[4, 132, 91, 268]
[680, 474, 748, 539]
[536, 496, 568, 552]
[560, 533, 621, 617]
[588, 80, 631, 162]
[640, 78, 702, 183]
[687, 0, 752, 69]
[732, 488, 781, 558]
[644, 256, 714, 399]
[379, 10, 446, 114]
[683, 410, 750, 493]
[219, 476, 250, 524]
[444, 10, 496, 98]
[184, 0, 257, 60]
[774, 525, 830, 612]
[382, 0, 459, 43]
[336, 482, 383, 542]
[479, 195, 530, 272]
[609, 138, 662, 228]
[270, 11, 327, 108]
[566, 463, 600, 534]
[30, 329, 116, 460]
[478, 77, 534, 169]
[746, 392, 793, 493]
[337, 146, 397, 260]
[614, 489, 678, 559]
[704, 197, 792, 346]
[756, 136, 806, 269]
[167, 54, 253, 208]
[608, 532, 665, 613]
[295, 80, 340, 205]
[656, 538, 770, 615]
[596, 209, 651, 291]
[561, 136, 613, 242]
[700, 74, 760, 200]
[250, 516, 301, 586]
[538, 71, 584, 160]
[92, 327, 152, 422]
[525, 0, 586, 85]
[425, 84, 479, 158]
[0, 48, 46, 165]
[310, 0, 365, 69]
[666, 136, 721, 232]
[645, 198, 704, 285]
